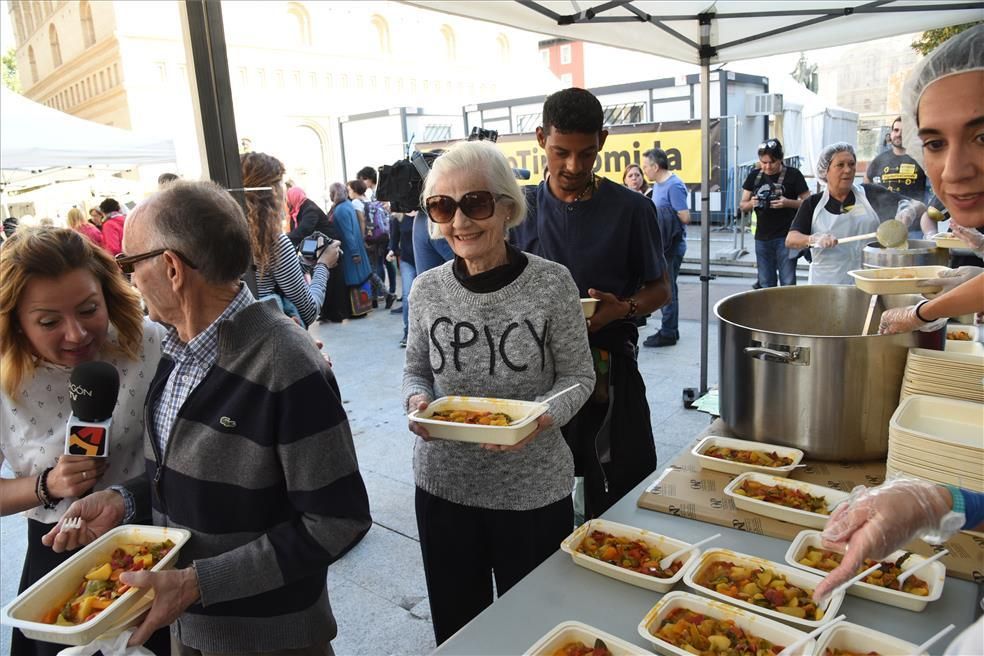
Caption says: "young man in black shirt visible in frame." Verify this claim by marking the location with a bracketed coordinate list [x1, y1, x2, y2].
[864, 116, 927, 203]
[739, 139, 810, 287]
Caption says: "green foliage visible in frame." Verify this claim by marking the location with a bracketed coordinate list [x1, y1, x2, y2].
[2, 48, 20, 93]
[911, 22, 983, 56]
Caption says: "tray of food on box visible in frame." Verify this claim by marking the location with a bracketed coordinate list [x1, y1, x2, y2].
[0, 524, 191, 646]
[638, 591, 814, 656]
[784, 530, 944, 612]
[724, 472, 849, 529]
[559, 519, 700, 593]
[691, 436, 805, 477]
[524, 620, 646, 655]
[682, 548, 845, 630]
[407, 395, 548, 446]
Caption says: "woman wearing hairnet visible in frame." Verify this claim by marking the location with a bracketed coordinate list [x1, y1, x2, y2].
[786, 143, 927, 284]
[814, 26, 984, 656]
[879, 24, 984, 334]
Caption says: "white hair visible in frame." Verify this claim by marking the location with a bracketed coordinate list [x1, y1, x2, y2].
[421, 141, 527, 230]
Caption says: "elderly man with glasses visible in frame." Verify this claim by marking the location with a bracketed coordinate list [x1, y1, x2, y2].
[44, 180, 371, 656]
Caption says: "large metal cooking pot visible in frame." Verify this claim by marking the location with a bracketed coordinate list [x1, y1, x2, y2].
[715, 286, 944, 461]
[863, 240, 949, 269]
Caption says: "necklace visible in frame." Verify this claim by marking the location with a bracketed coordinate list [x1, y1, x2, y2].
[574, 175, 596, 202]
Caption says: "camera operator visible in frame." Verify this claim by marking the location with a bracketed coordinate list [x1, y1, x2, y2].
[739, 139, 810, 288]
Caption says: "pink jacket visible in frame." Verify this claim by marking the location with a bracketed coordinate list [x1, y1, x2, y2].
[75, 222, 104, 248]
[101, 213, 126, 256]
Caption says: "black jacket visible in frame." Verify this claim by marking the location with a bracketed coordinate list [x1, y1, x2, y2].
[286, 199, 331, 247]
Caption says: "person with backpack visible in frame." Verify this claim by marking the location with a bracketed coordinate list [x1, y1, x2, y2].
[348, 179, 395, 308]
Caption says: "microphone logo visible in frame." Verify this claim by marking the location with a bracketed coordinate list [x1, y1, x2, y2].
[67, 425, 107, 456]
[69, 382, 95, 401]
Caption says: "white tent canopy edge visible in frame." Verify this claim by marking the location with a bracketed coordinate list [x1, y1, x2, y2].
[404, 0, 983, 395]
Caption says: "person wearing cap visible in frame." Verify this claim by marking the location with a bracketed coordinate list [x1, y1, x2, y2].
[878, 25, 984, 335]
[786, 142, 927, 284]
[738, 138, 810, 288]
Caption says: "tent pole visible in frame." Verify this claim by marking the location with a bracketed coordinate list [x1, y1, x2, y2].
[698, 18, 712, 396]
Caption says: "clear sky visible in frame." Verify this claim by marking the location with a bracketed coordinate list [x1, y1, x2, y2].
[0, 1, 13, 51]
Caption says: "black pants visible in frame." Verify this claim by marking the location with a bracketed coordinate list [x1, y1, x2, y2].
[12, 519, 169, 656]
[415, 488, 573, 645]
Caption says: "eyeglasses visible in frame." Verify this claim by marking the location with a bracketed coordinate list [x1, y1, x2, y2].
[116, 249, 198, 275]
[424, 191, 500, 224]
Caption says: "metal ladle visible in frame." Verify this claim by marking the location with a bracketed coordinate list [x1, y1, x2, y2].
[837, 219, 909, 248]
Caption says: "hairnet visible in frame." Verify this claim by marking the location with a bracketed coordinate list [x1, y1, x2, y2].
[901, 24, 984, 166]
[816, 142, 855, 182]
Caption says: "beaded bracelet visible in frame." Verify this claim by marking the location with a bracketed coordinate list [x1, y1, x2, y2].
[36, 467, 61, 510]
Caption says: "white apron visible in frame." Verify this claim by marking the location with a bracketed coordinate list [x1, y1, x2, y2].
[809, 184, 880, 285]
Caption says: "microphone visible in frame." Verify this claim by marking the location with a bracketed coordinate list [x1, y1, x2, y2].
[65, 361, 120, 458]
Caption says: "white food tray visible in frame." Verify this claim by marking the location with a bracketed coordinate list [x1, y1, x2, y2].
[408, 395, 547, 446]
[559, 518, 700, 593]
[785, 530, 945, 612]
[692, 436, 804, 477]
[0, 524, 190, 646]
[945, 323, 983, 343]
[580, 298, 599, 318]
[848, 266, 950, 295]
[639, 591, 813, 656]
[890, 394, 984, 450]
[724, 472, 848, 530]
[682, 548, 845, 630]
[812, 621, 923, 656]
[932, 232, 967, 249]
[524, 620, 648, 655]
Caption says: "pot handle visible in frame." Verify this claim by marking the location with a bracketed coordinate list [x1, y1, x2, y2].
[744, 346, 809, 365]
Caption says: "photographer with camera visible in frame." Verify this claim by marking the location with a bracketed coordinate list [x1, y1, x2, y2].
[739, 139, 810, 288]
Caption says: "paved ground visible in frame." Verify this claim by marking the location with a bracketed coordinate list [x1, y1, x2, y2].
[0, 243, 747, 655]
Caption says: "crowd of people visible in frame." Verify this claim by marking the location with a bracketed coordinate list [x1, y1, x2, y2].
[0, 24, 981, 656]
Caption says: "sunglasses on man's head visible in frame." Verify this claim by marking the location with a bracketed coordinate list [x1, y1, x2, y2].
[424, 191, 500, 224]
[116, 249, 198, 275]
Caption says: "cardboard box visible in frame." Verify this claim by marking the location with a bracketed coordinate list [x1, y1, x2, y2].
[638, 419, 984, 583]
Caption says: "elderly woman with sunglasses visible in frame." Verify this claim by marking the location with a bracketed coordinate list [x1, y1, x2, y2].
[0, 228, 165, 656]
[403, 140, 595, 645]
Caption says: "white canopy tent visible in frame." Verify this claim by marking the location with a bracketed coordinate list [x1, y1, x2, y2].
[0, 86, 176, 186]
[405, 0, 983, 395]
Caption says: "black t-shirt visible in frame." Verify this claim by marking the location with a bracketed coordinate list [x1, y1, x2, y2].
[790, 183, 906, 235]
[865, 151, 927, 201]
[742, 166, 809, 241]
[511, 177, 665, 299]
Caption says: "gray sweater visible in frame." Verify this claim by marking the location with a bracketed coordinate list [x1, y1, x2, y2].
[402, 253, 595, 511]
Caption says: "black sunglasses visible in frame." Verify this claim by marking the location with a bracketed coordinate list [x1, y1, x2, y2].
[116, 249, 198, 275]
[424, 191, 501, 224]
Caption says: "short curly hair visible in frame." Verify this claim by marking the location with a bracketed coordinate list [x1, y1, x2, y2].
[542, 87, 604, 135]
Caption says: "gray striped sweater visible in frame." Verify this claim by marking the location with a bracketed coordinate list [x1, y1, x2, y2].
[402, 253, 595, 511]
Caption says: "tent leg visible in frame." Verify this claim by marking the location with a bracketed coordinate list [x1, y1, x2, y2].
[698, 58, 711, 396]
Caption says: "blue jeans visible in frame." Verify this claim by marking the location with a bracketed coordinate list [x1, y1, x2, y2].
[659, 238, 687, 340]
[413, 212, 454, 274]
[400, 259, 417, 339]
[755, 237, 797, 288]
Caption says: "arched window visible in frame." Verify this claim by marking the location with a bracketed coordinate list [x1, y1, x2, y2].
[80, 1, 96, 47]
[440, 25, 456, 61]
[27, 46, 38, 84]
[496, 34, 510, 63]
[49, 24, 62, 68]
[370, 15, 391, 55]
[286, 2, 311, 46]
